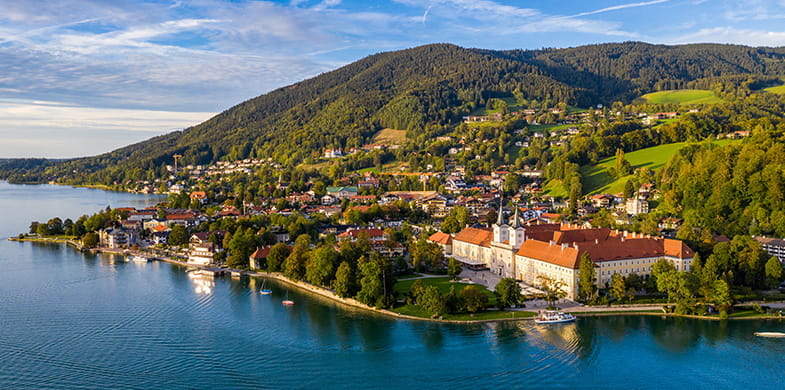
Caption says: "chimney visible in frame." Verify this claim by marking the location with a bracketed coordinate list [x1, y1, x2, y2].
[573, 242, 579, 249]
[621, 236, 625, 242]
[549, 240, 555, 246]
[561, 243, 567, 251]
[595, 238, 599, 244]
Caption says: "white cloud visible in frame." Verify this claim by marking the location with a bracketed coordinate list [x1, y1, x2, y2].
[571, 0, 670, 17]
[393, 0, 637, 36]
[0, 100, 215, 158]
[669, 27, 785, 46]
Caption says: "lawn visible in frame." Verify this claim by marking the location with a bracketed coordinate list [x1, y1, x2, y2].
[640, 89, 724, 105]
[527, 123, 574, 133]
[580, 139, 738, 195]
[394, 276, 496, 303]
[373, 128, 407, 145]
[392, 304, 535, 321]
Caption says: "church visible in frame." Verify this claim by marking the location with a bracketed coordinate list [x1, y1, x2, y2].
[447, 203, 695, 299]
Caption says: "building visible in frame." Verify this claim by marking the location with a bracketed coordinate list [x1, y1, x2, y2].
[190, 191, 208, 204]
[428, 231, 453, 254]
[188, 243, 218, 266]
[249, 246, 272, 269]
[754, 236, 785, 262]
[449, 203, 695, 299]
[324, 149, 345, 158]
[99, 227, 133, 249]
[326, 186, 359, 199]
[625, 198, 649, 216]
[515, 228, 693, 299]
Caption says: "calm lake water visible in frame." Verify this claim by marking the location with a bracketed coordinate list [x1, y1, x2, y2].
[1, 181, 784, 389]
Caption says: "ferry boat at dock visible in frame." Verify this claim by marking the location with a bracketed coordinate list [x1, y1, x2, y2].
[534, 310, 576, 324]
[129, 255, 151, 263]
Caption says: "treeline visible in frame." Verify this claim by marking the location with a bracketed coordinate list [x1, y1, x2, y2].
[659, 104, 785, 239]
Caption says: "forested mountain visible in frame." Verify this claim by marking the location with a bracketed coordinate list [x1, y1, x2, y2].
[4, 41, 785, 184]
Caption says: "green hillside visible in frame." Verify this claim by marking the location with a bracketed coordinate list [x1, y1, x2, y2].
[5, 41, 785, 185]
[640, 89, 723, 104]
[581, 139, 737, 195]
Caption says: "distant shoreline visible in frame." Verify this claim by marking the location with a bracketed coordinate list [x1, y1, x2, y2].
[9, 236, 785, 323]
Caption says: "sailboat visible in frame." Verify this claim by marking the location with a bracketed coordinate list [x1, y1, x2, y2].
[282, 290, 295, 305]
[259, 280, 272, 295]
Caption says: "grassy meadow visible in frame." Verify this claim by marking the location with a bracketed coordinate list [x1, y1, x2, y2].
[640, 89, 723, 105]
[580, 139, 737, 195]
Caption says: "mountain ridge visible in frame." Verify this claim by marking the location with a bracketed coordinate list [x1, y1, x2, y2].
[3, 41, 785, 184]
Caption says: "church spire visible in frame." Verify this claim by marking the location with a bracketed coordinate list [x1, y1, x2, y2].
[511, 204, 521, 228]
[496, 195, 505, 226]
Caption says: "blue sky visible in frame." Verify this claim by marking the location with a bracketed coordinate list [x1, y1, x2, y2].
[3, 0, 785, 158]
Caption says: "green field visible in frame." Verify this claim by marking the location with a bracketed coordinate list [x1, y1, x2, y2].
[542, 179, 568, 197]
[640, 89, 723, 105]
[373, 128, 407, 144]
[763, 84, 785, 94]
[528, 123, 574, 133]
[581, 139, 737, 195]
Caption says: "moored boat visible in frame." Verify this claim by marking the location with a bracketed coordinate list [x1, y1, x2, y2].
[282, 290, 294, 305]
[534, 310, 576, 324]
[754, 332, 785, 338]
[129, 255, 150, 263]
[259, 280, 272, 295]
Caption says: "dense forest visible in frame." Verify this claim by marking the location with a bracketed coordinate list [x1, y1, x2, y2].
[4, 41, 785, 184]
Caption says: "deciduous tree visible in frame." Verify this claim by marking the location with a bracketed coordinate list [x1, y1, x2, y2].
[495, 277, 523, 309]
[578, 252, 595, 302]
[459, 285, 488, 313]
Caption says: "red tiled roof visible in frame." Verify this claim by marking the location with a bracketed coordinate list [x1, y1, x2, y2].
[429, 231, 453, 245]
[166, 213, 195, 220]
[453, 227, 492, 247]
[517, 240, 581, 268]
[517, 227, 694, 269]
[250, 247, 271, 260]
[664, 238, 694, 258]
[338, 228, 385, 239]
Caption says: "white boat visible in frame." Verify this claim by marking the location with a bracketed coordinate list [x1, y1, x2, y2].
[282, 291, 294, 306]
[259, 280, 272, 295]
[754, 332, 785, 338]
[129, 255, 150, 263]
[534, 310, 576, 324]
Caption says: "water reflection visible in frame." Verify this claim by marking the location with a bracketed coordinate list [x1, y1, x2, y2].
[187, 270, 215, 294]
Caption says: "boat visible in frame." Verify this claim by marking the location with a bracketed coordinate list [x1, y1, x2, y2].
[534, 310, 576, 324]
[282, 291, 295, 306]
[259, 280, 272, 295]
[129, 255, 150, 263]
[754, 332, 785, 338]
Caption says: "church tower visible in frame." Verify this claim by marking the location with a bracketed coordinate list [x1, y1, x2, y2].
[493, 197, 509, 243]
[508, 205, 526, 249]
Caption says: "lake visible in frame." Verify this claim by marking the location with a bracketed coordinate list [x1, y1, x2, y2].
[0, 181, 783, 389]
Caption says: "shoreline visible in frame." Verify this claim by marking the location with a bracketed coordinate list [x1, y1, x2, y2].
[9, 236, 785, 323]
